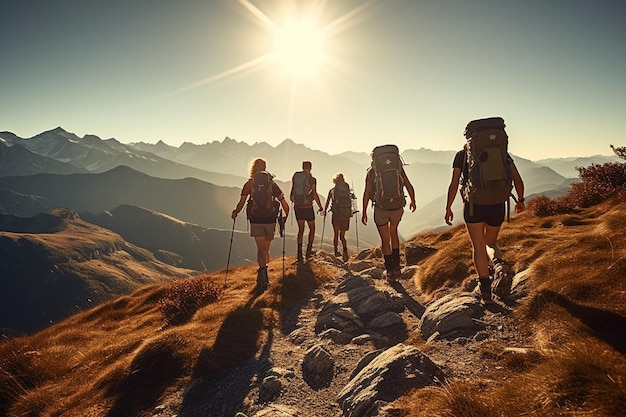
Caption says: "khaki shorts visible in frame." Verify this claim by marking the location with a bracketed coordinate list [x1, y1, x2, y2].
[332, 215, 350, 231]
[374, 207, 404, 227]
[250, 223, 276, 240]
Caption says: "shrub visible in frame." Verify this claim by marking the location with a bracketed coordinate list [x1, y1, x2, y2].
[158, 276, 223, 326]
[528, 145, 626, 216]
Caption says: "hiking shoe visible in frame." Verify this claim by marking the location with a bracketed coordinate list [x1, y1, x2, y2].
[334, 249, 342, 258]
[492, 261, 512, 298]
[476, 277, 493, 305]
[385, 269, 398, 282]
[256, 266, 269, 292]
[306, 244, 313, 260]
[342, 248, 349, 262]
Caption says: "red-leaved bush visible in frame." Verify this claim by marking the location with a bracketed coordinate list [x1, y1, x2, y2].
[528, 145, 626, 216]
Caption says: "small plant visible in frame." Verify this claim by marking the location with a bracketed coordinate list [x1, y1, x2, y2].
[158, 275, 223, 326]
[529, 145, 626, 216]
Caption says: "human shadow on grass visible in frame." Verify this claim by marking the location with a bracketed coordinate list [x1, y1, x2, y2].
[530, 289, 626, 354]
[178, 293, 273, 416]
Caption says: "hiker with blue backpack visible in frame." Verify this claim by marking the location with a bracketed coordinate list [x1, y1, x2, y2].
[444, 117, 525, 304]
[323, 172, 355, 262]
[231, 157, 289, 292]
[290, 160, 324, 262]
[362, 145, 416, 281]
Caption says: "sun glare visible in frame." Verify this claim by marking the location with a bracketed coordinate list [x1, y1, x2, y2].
[271, 20, 327, 78]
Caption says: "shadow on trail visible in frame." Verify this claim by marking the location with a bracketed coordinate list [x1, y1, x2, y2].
[389, 279, 426, 319]
[277, 261, 321, 335]
[530, 289, 626, 354]
[178, 292, 273, 416]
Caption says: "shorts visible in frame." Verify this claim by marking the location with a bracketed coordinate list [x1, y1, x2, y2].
[332, 215, 350, 231]
[250, 222, 276, 240]
[373, 207, 403, 227]
[295, 206, 315, 222]
[463, 202, 505, 227]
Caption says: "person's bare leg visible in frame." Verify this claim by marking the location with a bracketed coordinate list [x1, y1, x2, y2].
[465, 222, 490, 277]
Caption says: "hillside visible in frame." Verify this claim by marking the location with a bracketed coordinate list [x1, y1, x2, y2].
[0, 209, 195, 336]
[1, 197, 624, 416]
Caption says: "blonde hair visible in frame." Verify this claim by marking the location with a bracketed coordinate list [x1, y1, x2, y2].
[248, 158, 267, 178]
[333, 173, 344, 184]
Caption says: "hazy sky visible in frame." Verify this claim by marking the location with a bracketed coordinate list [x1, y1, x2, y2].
[1, 0, 624, 160]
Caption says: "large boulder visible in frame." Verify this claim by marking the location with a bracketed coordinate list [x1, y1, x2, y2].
[419, 294, 485, 341]
[338, 343, 443, 417]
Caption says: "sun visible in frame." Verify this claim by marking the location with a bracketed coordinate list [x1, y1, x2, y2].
[271, 19, 328, 78]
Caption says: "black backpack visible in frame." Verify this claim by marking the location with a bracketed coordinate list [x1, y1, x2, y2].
[371, 144, 406, 210]
[331, 181, 354, 220]
[461, 117, 513, 211]
[247, 171, 280, 223]
[291, 171, 313, 206]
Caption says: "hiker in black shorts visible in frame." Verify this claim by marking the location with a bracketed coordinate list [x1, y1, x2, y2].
[290, 161, 323, 261]
[445, 148, 525, 302]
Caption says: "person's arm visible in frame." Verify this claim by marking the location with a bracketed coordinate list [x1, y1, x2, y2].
[311, 180, 323, 211]
[361, 171, 373, 225]
[401, 169, 416, 212]
[323, 189, 332, 213]
[445, 168, 462, 225]
[232, 184, 249, 219]
[510, 162, 525, 213]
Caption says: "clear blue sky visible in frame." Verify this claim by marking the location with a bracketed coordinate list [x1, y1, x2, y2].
[1, 0, 624, 160]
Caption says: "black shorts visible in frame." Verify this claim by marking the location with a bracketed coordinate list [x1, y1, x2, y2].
[295, 206, 315, 222]
[464, 202, 505, 227]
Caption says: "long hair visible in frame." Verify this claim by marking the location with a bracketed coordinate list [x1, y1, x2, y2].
[333, 172, 344, 184]
[248, 158, 267, 179]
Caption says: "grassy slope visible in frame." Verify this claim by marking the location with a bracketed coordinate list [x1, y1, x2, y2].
[1, 199, 625, 417]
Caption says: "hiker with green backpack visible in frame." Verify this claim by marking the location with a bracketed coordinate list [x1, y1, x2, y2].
[323, 172, 355, 262]
[290, 160, 324, 262]
[362, 145, 416, 281]
[444, 117, 525, 304]
[231, 157, 290, 292]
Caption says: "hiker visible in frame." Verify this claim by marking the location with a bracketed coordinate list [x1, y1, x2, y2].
[444, 117, 525, 304]
[361, 145, 416, 280]
[232, 157, 289, 291]
[323, 173, 354, 262]
[290, 160, 323, 261]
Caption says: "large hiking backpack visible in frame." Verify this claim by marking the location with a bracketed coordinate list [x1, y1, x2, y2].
[332, 181, 354, 219]
[461, 117, 513, 210]
[291, 171, 313, 206]
[371, 144, 406, 210]
[247, 171, 279, 223]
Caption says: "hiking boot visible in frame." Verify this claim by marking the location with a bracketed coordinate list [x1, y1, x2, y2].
[297, 244, 303, 263]
[256, 266, 269, 292]
[306, 244, 313, 260]
[342, 247, 349, 262]
[391, 248, 402, 277]
[492, 260, 512, 298]
[384, 254, 397, 282]
[476, 277, 493, 305]
[334, 247, 341, 257]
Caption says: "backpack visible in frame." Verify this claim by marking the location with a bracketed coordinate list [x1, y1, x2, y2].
[331, 181, 354, 219]
[291, 171, 313, 206]
[247, 171, 280, 223]
[371, 144, 406, 210]
[461, 117, 513, 211]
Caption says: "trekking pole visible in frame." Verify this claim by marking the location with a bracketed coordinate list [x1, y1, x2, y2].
[225, 217, 236, 287]
[320, 211, 326, 251]
[351, 178, 359, 252]
[279, 207, 286, 280]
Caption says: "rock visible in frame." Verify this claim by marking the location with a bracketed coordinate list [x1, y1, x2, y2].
[419, 294, 485, 341]
[252, 404, 300, 417]
[259, 375, 282, 402]
[315, 305, 364, 335]
[319, 328, 353, 344]
[338, 343, 443, 417]
[368, 312, 403, 329]
[511, 269, 531, 298]
[404, 242, 436, 265]
[302, 344, 335, 389]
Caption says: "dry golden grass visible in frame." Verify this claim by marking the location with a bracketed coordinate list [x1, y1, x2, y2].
[0, 257, 334, 417]
[2, 199, 626, 416]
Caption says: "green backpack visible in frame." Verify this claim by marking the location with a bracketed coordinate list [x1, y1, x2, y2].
[461, 117, 513, 212]
[371, 144, 406, 210]
[291, 171, 313, 206]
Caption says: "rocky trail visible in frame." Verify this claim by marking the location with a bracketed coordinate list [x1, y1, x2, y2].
[153, 248, 533, 417]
